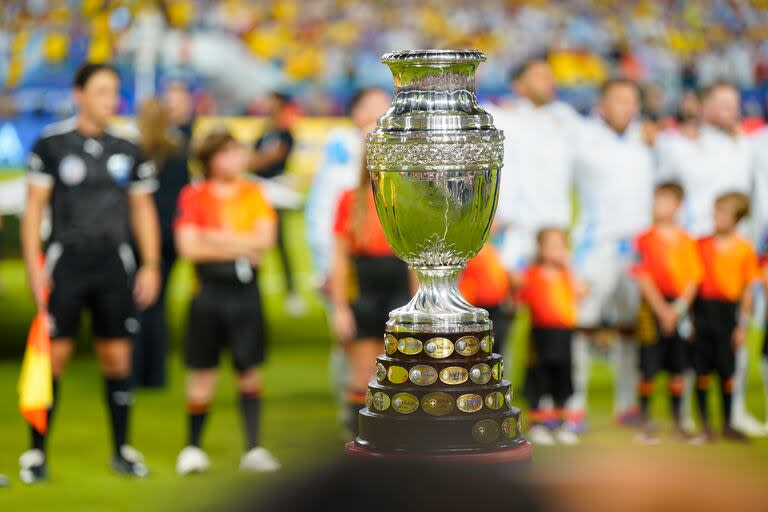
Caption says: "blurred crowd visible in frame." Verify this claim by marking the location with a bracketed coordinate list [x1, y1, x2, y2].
[2, 0, 768, 117]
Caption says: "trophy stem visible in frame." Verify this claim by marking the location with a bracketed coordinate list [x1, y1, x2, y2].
[388, 266, 489, 332]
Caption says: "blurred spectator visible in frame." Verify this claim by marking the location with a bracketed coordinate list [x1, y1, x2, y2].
[132, 97, 188, 389]
[249, 92, 304, 316]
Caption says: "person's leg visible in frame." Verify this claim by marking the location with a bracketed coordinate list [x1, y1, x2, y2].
[237, 367, 263, 451]
[613, 336, 640, 420]
[29, 340, 73, 455]
[696, 374, 712, 431]
[637, 341, 660, 422]
[668, 373, 685, 428]
[94, 339, 133, 458]
[762, 356, 768, 427]
[346, 339, 380, 436]
[185, 369, 218, 448]
[276, 210, 294, 294]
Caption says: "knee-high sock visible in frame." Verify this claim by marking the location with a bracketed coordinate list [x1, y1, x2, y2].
[186, 401, 211, 448]
[346, 390, 366, 436]
[105, 377, 132, 457]
[680, 370, 696, 427]
[613, 337, 639, 413]
[722, 378, 734, 426]
[638, 379, 654, 419]
[239, 390, 262, 451]
[30, 379, 59, 454]
[696, 375, 711, 428]
[567, 333, 591, 414]
[761, 358, 768, 424]
[668, 377, 685, 425]
[731, 346, 749, 420]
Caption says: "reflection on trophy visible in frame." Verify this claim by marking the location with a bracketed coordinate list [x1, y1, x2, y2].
[345, 49, 531, 463]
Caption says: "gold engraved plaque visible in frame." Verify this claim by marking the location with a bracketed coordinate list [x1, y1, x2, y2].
[485, 391, 504, 410]
[480, 335, 492, 353]
[392, 392, 419, 414]
[375, 363, 387, 382]
[365, 389, 373, 409]
[384, 334, 398, 355]
[502, 417, 517, 438]
[455, 336, 480, 356]
[372, 392, 390, 411]
[456, 393, 483, 413]
[492, 362, 502, 381]
[424, 337, 454, 359]
[409, 365, 438, 386]
[421, 392, 454, 416]
[387, 365, 409, 384]
[469, 363, 491, 384]
[505, 390, 513, 408]
[472, 419, 500, 443]
[398, 337, 423, 355]
[439, 366, 468, 385]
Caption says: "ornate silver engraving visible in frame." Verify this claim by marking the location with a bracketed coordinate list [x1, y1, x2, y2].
[367, 140, 503, 170]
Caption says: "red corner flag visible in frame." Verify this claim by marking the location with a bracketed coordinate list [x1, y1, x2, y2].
[18, 313, 52, 434]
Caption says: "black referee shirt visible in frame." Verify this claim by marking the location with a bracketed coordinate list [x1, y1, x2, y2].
[26, 118, 158, 251]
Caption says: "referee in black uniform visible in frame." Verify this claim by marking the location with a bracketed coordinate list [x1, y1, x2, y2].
[19, 63, 161, 482]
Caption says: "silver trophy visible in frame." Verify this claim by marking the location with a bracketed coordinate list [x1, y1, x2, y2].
[348, 50, 529, 461]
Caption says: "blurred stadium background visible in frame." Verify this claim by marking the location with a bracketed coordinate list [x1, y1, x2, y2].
[1, 1, 768, 510]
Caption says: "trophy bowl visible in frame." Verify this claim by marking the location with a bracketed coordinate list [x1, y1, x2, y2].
[366, 49, 504, 329]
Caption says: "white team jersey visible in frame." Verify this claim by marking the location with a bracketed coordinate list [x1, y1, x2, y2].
[750, 127, 768, 253]
[655, 124, 752, 237]
[304, 127, 362, 280]
[489, 99, 580, 231]
[572, 117, 654, 246]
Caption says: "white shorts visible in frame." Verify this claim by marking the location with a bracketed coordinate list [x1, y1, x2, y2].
[499, 226, 537, 273]
[572, 238, 640, 328]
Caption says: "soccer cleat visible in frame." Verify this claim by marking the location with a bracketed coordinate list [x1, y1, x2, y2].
[614, 407, 643, 428]
[672, 425, 696, 442]
[19, 449, 47, 485]
[634, 421, 661, 445]
[689, 426, 716, 445]
[111, 445, 149, 478]
[239, 447, 281, 472]
[722, 426, 750, 443]
[527, 425, 555, 446]
[554, 428, 580, 446]
[176, 446, 211, 476]
[731, 411, 768, 437]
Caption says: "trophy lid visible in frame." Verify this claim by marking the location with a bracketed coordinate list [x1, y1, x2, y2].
[374, 49, 498, 133]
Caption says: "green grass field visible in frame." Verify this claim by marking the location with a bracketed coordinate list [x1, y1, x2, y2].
[1, 212, 768, 510]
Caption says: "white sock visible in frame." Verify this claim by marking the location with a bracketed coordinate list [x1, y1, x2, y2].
[612, 337, 639, 413]
[761, 358, 768, 423]
[732, 345, 748, 419]
[567, 333, 591, 414]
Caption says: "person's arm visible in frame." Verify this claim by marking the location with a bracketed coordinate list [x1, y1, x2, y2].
[732, 285, 753, 347]
[636, 275, 676, 334]
[21, 183, 51, 311]
[129, 191, 162, 310]
[329, 236, 355, 344]
[250, 133, 292, 174]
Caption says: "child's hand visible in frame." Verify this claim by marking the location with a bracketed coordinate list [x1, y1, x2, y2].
[333, 304, 356, 346]
[658, 304, 678, 335]
[732, 325, 747, 348]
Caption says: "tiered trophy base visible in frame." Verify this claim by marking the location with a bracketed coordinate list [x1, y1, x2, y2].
[344, 324, 531, 467]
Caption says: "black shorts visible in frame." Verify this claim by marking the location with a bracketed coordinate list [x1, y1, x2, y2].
[185, 279, 266, 372]
[693, 299, 738, 378]
[351, 256, 410, 339]
[639, 298, 689, 379]
[47, 243, 137, 340]
[524, 328, 574, 407]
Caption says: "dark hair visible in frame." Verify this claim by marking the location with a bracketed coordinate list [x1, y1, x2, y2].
[536, 226, 569, 247]
[715, 191, 750, 222]
[509, 54, 550, 83]
[600, 77, 639, 98]
[194, 128, 238, 179]
[73, 62, 118, 89]
[269, 91, 292, 106]
[655, 181, 685, 200]
[347, 87, 388, 115]
[699, 80, 738, 100]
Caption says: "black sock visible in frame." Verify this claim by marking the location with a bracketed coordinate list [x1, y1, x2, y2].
[105, 377, 132, 457]
[670, 394, 682, 425]
[30, 379, 59, 455]
[696, 388, 710, 428]
[187, 402, 210, 448]
[722, 387, 733, 427]
[239, 391, 262, 451]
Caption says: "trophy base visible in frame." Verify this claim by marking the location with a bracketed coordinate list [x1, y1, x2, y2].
[344, 441, 532, 468]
